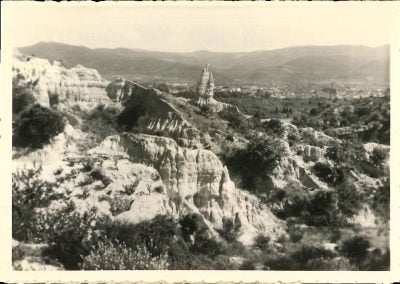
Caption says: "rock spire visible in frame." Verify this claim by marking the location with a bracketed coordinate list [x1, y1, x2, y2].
[197, 64, 215, 106]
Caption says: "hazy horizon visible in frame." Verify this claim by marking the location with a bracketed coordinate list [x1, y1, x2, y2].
[8, 4, 395, 53]
[20, 40, 389, 54]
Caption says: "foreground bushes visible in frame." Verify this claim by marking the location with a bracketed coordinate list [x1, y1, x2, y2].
[81, 238, 169, 270]
[13, 104, 65, 148]
[12, 166, 62, 242]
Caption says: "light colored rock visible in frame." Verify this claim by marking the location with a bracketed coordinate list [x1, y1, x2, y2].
[89, 133, 285, 244]
[106, 79, 202, 147]
[13, 53, 110, 106]
[302, 145, 324, 162]
[196, 64, 215, 106]
[300, 127, 340, 147]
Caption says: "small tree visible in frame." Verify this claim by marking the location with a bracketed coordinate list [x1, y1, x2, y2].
[13, 104, 65, 148]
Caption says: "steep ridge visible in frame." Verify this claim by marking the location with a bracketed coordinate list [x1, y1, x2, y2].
[13, 52, 111, 106]
[107, 78, 202, 148]
[89, 133, 286, 244]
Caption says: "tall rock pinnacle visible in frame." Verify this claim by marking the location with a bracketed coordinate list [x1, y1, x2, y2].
[197, 64, 215, 106]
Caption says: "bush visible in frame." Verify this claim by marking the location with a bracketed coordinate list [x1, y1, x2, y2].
[191, 229, 226, 258]
[370, 147, 388, 168]
[89, 167, 112, 186]
[180, 213, 206, 241]
[13, 104, 65, 148]
[312, 162, 344, 185]
[104, 216, 180, 258]
[82, 104, 120, 140]
[263, 245, 335, 270]
[263, 119, 284, 136]
[218, 108, 248, 129]
[219, 217, 240, 242]
[305, 190, 344, 226]
[12, 85, 36, 114]
[240, 259, 256, 270]
[40, 204, 105, 269]
[226, 136, 285, 191]
[81, 238, 169, 270]
[373, 179, 390, 220]
[254, 235, 270, 251]
[12, 166, 61, 242]
[49, 92, 60, 106]
[336, 180, 365, 217]
[340, 235, 370, 265]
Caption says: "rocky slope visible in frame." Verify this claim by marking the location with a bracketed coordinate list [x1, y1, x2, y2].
[88, 133, 285, 244]
[107, 78, 202, 148]
[13, 52, 111, 106]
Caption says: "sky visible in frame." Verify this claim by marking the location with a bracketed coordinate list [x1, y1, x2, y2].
[6, 3, 399, 53]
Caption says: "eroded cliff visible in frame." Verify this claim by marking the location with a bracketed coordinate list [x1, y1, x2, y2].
[13, 52, 110, 106]
[89, 133, 286, 244]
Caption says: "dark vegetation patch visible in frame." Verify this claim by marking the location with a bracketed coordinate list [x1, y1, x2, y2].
[225, 136, 286, 191]
[13, 104, 65, 148]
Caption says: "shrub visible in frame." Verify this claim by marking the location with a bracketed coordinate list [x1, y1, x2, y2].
[104, 216, 179, 258]
[49, 92, 60, 106]
[219, 217, 240, 242]
[12, 166, 60, 242]
[191, 229, 226, 258]
[288, 228, 303, 243]
[370, 147, 388, 168]
[263, 245, 335, 270]
[199, 104, 214, 118]
[312, 162, 344, 185]
[218, 108, 248, 129]
[180, 213, 206, 241]
[13, 104, 65, 148]
[107, 196, 132, 216]
[90, 167, 112, 186]
[240, 259, 256, 270]
[39, 204, 106, 269]
[226, 136, 285, 190]
[336, 180, 365, 217]
[340, 235, 370, 265]
[12, 85, 36, 114]
[81, 238, 168, 270]
[254, 235, 270, 251]
[12, 245, 26, 262]
[305, 190, 344, 226]
[263, 119, 284, 136]
[372, 179, 390, 220]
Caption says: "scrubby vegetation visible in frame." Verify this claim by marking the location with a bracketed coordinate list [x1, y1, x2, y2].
[13, 104, 65, 148]
[226, 136, 286, 190]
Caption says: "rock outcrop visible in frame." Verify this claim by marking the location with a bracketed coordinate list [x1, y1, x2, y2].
[107, 79, 202, 148]
[12, 52, 110, 106]
[196, 64, 215, 106]
[302, 145, 324, 162]
[89, 133, 285, 245]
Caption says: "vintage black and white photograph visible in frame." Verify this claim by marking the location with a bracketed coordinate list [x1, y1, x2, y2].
[5, 3, 395, 273]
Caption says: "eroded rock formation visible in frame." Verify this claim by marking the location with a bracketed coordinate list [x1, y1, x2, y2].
[197, 64, 215, 106]
[89, 133, 286, 244]
[12, 53, 110, 106]
[107, 78, 202, 148]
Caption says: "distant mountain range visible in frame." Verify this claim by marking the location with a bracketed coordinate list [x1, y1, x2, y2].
[19, 41, 390, 85]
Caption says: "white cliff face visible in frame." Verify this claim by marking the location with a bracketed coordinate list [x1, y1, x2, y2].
[89, 133, 285, 244]
[13, 53, 110, 106]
